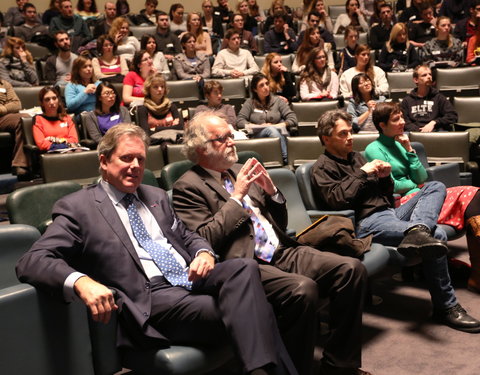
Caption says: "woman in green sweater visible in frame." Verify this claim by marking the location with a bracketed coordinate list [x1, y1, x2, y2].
[365, 102, 480, 293]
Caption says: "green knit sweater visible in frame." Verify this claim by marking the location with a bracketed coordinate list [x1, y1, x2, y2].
[364, 133, 428, 196]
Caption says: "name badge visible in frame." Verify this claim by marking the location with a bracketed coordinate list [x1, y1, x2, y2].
[214, 11, 220, 15]
[0, 88, 6, 93]
[60, 122, 68, 128]
[432, 50, 440, 55]
[253, 108, 264, 113]
[166, 43, 174, 49]
[68, 29, 74, 34]
[109, 64, 119, 69]
[280, 41, 286, 46]
[110, 114, 119, 121]
[243, 39, 248, 44]
[35, 31, 42, 35]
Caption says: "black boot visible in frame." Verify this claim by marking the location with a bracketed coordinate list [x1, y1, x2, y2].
[398, 224, 448, 260]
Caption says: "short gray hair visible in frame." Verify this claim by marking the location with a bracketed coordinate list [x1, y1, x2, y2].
[317, 110, 352, 145]
[182, 111, 219, 163]
[98, 123, 150, 162]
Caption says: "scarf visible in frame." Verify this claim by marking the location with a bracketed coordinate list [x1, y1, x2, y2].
[143, 96, 172, 116]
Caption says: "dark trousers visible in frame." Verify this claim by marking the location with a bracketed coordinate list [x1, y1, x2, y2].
[270, 245, 368, 370]
[149, 258, 297, 375]
[0, 113, 30, 167]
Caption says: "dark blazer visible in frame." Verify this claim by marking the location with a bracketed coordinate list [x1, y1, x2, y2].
[173, 164, 296, 260]
[16, 183, 213, 348]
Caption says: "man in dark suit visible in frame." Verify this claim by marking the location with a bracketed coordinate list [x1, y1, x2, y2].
[16, 123, 296, 375]
[172, 112, 371, 375]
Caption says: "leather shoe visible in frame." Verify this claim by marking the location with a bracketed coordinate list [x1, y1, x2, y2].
[398, 224, 448, 260]
[13, 166, 30, 181]
[432, 303, 480, 333]
[319, 363, 373, 375]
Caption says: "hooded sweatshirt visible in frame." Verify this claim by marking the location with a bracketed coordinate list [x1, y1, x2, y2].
[400, 87, 457, 131]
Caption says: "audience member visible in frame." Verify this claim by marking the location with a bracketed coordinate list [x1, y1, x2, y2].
[220, 13, 258, 54]
[347, 72, 385, 132]
[92, 35, 129, 83]
[439, 0, 471, 24]
[294, 10, 335, 51]
[108, 17, 140, 62]
[333, 0, 369, 34]
[399, 0, 424, 23]
[237, 73, 297, 162]
[236, 0, 258, 34]
[407, 2, 436, 47]
[137, 73, 184, 148]
[264, 11, 297, 54]
[467, 26, 480, 64]
[179, 12, 213, 56]
[212, 29, 259, 78]
[50, 0, 93, 52]
[378, 22, 420, 72]
[65, 56, 100, 115]
[400, 64, 457, 132]
[169, 3, 187, 35]
[339, 44, 389, 97]
[13, 3, 48, 42]
[193, 80, 237, 128]
[140, 34, 171, 79]
[369, 2, 394, 50]
[76, 0, 99, 21]
[16, 123, 297, 375]
[115, 0, 129, 17]
[263, 0, 293, 33]
[311, 109, 480, 334]
[93, 1, 117, 39]
[336, 26, 359, 74]
[172, 111, 369, 375]
[201, 0, 224, 44]
[173, 33, 211, 81]
[248, 0, 265, 23]
[293, 26, 334, 72]
[215, 0, 233, 24]
[299, 47, 339, 101]
[0, 37, 38, 87]
[122, 50, 155, 107]
[0, 79, 30, 179]
[453, 0, 480, 45]
[83, 82, 130, 143]
[154, 11, 182, 62]
[261, 53, 296, 102]
[45, 31, 78, 87]
[302, 0, 333, 33]
[5, 0, 40, 26]
[421, 16, 463, 67]
[368, 0, 393, 25]
[42, 0, 61, 26]
[139, 0, 161, 25]
[365, 102, 480, 294]
[33, 86, 80, 152]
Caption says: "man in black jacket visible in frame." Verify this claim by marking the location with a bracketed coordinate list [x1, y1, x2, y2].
[401, 65, 458, 132]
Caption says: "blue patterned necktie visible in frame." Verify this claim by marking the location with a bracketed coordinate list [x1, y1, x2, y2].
[123, 193, 192, 290]
[222, 173, 276, 262]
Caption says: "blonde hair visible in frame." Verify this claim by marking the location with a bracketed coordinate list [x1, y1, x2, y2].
[1, 37, 33, 64]
[186, 12, 204, 45]
[108, 17, 129, 45]
[436, 16, 453, 48]
[261, 53, 285, 94]
[386, 23, 410, 53]
[143, 72, 167, 99]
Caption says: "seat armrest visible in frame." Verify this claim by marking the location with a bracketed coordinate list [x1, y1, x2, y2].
[459, 172, 472, 186]
[306, 209, 356, 225]
[426, 163, 461, 188]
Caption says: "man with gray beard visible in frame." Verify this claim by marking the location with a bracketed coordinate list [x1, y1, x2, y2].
[172, 112, 371, 375]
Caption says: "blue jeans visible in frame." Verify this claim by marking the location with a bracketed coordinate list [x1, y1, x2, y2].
[254, 127, 287, 162]
[357, 181, 457, 309]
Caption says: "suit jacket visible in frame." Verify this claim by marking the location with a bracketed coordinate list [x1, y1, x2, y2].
[173, 164, 296, 260]
[16, 183, 213, 348]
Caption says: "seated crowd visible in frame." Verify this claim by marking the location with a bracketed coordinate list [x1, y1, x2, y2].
[2, 2, 480, 375]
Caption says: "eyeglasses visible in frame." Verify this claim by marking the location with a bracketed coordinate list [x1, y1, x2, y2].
[102, 90, 116, 97]
[207, 133, 234, 143]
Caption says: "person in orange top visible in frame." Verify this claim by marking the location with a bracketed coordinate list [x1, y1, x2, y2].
[33, 86, 80, 151]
